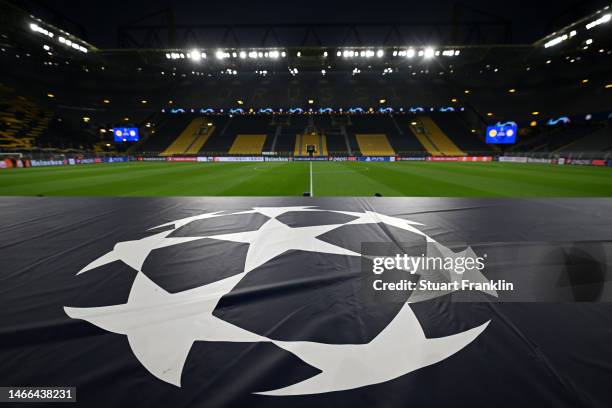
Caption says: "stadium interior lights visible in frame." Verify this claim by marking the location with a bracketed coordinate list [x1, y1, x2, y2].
[30, 22, 88, 53]
[188, 49, 206, 61]
[29, 22, 53, 38]
[339, 49, 380, 58]
[586, 13, 611, 29]
[544, 33, 568, 48]
[423, 47, 435, 59]
[216, 50, 230, 59]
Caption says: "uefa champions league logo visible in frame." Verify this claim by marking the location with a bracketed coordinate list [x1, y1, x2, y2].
[65, 206, 494, 395]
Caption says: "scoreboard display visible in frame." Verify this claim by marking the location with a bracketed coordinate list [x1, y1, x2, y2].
[113, 127, 139, 142]
[485, 122, 517, 144]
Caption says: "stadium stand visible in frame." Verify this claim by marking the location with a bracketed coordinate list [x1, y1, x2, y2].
[0, 86, 53, 150]
[430, 113, 490, 152]
[557, 124, 612, 153]
[326, 131, 350, 155]
[295, 132, 328, 156]
[161, 118, 213, 156]
[409, 117, 465, 156]
[510, 123, 604, 153]
[200, 116, 270, 154]
[355, 134, 395, 155]
[272, 115, 308, 155]
[137, 116, 192, 153]
[229, 134, 268, 155]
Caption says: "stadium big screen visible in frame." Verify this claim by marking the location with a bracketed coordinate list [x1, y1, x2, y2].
[113, 127, 139, 142]
[485, 123, 518, 144]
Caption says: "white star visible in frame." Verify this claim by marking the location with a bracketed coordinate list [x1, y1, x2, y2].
[335, 210, 435, 242]
[65, 272, 265, 387]
[78, 229, 206, 274]
[232, 206, 320, 219]
[207, 217, 360, 273]
[149, 211, 225, 230]
[260, 304, 490, 395]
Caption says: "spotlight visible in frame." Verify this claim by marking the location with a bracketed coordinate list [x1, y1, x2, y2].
[406, 48, 415, 58]
[586, 13, 611, 29]
[376, 49, 384, 58]
[423, 47, 435, 59]
[190, 49, 201, 61]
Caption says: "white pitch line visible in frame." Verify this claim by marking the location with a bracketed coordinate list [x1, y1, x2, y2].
[309, 160, 314, 197]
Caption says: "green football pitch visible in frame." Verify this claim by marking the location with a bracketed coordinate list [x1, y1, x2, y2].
[1, 161, 611, 197]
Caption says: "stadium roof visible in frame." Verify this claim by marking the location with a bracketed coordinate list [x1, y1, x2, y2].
[9, 0, 612, 48]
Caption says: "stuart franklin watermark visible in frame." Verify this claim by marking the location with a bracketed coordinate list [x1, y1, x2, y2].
[370, 253, 514, 293]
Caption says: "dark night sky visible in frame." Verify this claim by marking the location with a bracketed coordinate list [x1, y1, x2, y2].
[17, 0, 609, 47]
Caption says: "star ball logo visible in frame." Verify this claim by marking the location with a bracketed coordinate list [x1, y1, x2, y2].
[64, 206, 495, 395]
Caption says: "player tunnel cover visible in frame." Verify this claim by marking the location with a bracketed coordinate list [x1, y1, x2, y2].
[1, 197, 611, 407]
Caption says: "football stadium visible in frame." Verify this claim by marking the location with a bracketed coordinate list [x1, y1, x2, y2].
[1, 0, 612, 406]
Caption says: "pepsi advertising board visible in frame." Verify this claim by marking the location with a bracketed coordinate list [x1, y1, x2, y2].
[113, 127, 139, 142]
[486, 123, 517, 144]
